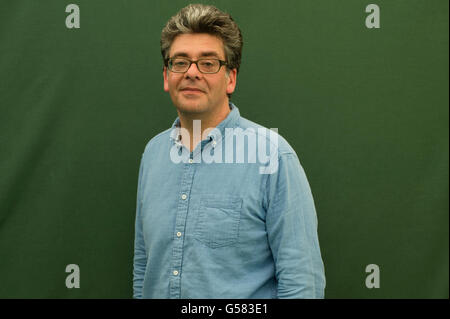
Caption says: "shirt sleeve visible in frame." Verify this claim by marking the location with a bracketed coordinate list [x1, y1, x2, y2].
[265, 152, 326, 298]
[133, 155, 147, 299]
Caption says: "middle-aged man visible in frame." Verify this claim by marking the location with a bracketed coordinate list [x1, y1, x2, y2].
[133, 4, 326, 299]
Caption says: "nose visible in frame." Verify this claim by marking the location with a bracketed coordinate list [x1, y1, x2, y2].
[184, 61, 202, 79]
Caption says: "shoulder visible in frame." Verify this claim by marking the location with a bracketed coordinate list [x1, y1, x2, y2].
[236, 115, 298, 158]
[141, 127, 172, 157]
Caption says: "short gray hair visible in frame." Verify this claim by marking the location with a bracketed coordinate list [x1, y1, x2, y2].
[161, 4, 243, 73]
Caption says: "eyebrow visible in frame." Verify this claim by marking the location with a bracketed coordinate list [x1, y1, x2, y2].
[171, 51, 221, 59]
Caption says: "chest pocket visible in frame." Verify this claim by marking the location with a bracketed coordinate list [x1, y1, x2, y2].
[194, 195, 242, 249]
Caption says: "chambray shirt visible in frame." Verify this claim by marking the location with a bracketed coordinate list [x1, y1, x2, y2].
[133, 102, 325, 299]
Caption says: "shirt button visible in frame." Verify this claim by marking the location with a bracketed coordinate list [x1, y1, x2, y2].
[188, 159, 193, 163]
[173, 270, 179, 276]
[181, 194, 187, 200]
[212, 140, 217, 147]
[176, 232, 182, 237]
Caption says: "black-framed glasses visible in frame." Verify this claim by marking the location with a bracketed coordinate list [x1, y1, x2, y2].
[167, 57, 227, 74]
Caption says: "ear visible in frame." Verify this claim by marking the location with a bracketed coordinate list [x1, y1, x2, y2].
[163, 67, 169, 92]
[226, 68, 237, 95]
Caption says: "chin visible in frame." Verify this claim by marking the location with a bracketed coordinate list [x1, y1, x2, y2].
[175, 99, 208, 114]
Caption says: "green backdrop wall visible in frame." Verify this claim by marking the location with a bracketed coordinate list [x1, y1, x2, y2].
[0, 0, 448, 298]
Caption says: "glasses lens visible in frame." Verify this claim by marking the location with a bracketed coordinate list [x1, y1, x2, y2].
[198, 59, 220, 73]
[170, 58, 190, 72]
[169, 58, 222, 73]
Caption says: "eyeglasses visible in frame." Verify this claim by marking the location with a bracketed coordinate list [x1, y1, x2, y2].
[167, 57, 227, 74]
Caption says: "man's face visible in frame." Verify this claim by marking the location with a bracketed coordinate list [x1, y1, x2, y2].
[163, 33, 237, 116]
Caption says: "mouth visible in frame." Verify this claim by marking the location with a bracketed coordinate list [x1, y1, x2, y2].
[180, 87, 205, 94]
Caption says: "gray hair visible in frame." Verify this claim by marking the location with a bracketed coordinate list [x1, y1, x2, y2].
[160, 4, 243, 73]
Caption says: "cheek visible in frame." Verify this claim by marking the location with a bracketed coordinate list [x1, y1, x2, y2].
[220, 77, 230, 94]
[167, 76, 181, 93]
[209, 76, 227, 93]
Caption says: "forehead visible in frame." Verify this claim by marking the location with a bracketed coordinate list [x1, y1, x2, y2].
[169, 33, 225, 59]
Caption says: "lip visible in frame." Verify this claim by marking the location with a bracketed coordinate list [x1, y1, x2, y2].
[180, 87, 204, 93]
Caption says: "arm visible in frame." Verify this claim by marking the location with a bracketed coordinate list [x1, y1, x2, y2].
[265, 153, 326, 298]
[133, 156, 147, 299]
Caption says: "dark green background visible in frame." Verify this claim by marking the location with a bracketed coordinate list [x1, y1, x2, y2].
[0, 0, 448, 298]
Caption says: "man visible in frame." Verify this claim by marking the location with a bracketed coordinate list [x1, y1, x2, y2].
[133, 4, 325, 299]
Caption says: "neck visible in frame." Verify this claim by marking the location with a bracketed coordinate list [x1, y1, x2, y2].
[178, 101, 231, 152]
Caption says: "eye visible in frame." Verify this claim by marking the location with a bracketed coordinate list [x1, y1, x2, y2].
[174, 60, 188, 66]
[200, 61, 214, 67]
[199, 60, 219, 70]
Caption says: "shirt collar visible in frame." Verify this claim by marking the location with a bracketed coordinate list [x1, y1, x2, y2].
[169, 102, 240, 145]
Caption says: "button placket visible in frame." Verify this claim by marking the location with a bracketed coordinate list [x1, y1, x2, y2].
[169, 159, 196, 298]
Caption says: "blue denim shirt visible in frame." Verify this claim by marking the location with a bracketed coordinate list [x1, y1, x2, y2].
[133, 103, 325, 298]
